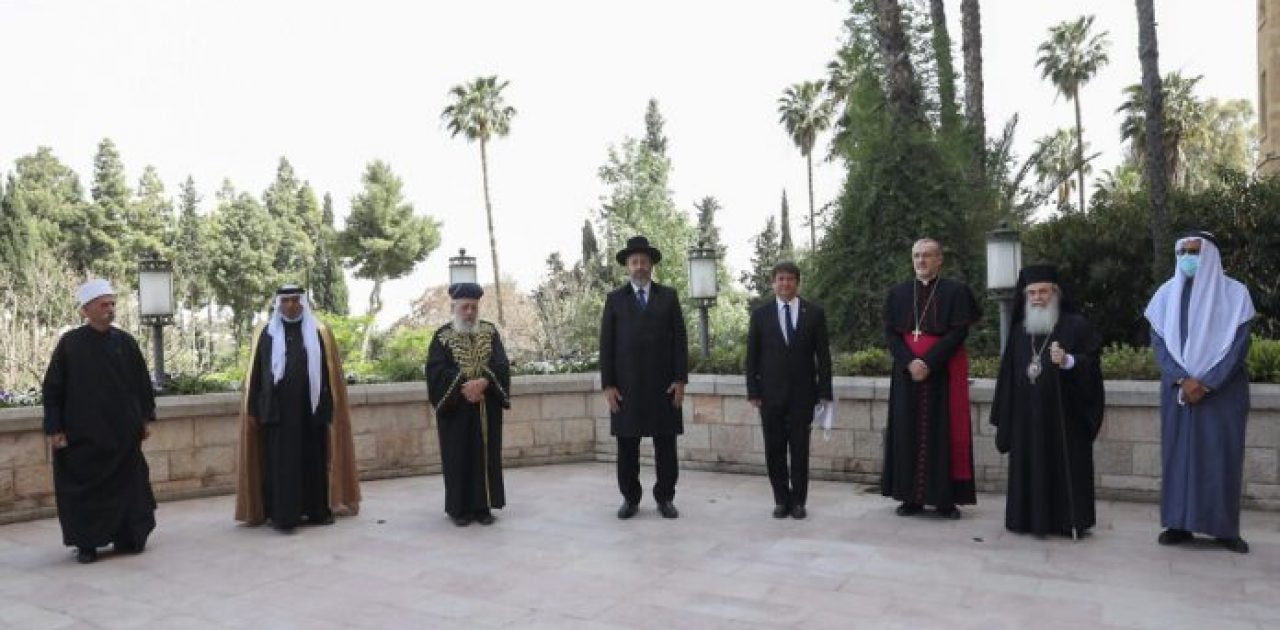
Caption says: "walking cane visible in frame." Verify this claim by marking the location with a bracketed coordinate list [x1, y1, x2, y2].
[1050, 341, 1080, 541]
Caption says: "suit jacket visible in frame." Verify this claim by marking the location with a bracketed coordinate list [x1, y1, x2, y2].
[745, 297, 833, 411]
[599, 281, 689, 437]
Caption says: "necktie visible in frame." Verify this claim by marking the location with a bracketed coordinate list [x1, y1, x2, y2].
[783, 303, 796, 346]
[636, 288, 647, 310]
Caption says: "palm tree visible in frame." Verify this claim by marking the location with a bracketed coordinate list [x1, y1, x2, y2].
[961, 0, 986, 174]
[1035, 15, 1110, 213]
[1117, 72, 1205, 188]
[1135, 0, 1170, 280]
[441, 75, 516, 325]
[1033, 129, 1099, 211]
[872, 0, 923, 125]
[777, 80, 834, 251]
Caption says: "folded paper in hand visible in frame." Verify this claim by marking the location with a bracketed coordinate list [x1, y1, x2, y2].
[813, 400, 835, 434]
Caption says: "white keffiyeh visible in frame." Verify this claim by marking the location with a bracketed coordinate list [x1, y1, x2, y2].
[1144, 237, 1255, 378]
[268, 293, 323, 413]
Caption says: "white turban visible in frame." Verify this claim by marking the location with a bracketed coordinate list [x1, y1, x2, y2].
[76, 279, 115, 307]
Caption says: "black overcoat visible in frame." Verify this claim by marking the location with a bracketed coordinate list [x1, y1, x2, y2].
[599, 281, 688, 437]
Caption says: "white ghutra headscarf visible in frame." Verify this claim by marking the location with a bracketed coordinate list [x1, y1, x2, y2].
[268, 289, 323, 413]
[1144, 233, 1255, 379]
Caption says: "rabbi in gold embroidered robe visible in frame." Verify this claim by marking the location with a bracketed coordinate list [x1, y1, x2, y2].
[426, 282, 511, 526]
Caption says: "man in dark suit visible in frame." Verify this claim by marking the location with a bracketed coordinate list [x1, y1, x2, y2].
[600, 235, 689, 520]
[745, 261, 833, 519]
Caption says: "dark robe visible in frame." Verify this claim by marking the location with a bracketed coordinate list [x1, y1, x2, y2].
[599, 281, 689, 437]
[426, 321, 511, 518]
[882, 277, 980, 507]
[246, 321, 333, 528]
[42, 325, 157, 550]
[991, 312, 1105, 536]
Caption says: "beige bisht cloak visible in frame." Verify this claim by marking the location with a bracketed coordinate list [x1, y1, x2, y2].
[234, 321, 362, 524]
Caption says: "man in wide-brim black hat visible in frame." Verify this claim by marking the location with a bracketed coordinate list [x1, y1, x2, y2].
[599, 235, 689, 519]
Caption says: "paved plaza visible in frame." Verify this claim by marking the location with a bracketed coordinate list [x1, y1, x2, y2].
[0, 463, 1277, 629]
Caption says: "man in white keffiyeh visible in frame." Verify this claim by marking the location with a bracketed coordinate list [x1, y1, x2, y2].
[235, 285, 362, 531]
[1144, 230, 1256, 554]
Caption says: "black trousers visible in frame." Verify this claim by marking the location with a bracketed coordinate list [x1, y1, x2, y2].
[616, 435, 678, 504]
[762, 404, 813, 508]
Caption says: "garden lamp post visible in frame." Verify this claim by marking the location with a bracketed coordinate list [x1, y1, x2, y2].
[986, 222, 1023, 354]
[138, 253, 175, 392]
[448, 248, 478, 286]
[687, 241, 720, 361]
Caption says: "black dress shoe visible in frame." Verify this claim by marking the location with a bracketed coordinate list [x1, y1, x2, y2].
[617, 501, 639, 519]
[791, 505, 807, 520]
[76, 547, 98, 564]
[657, 501, 679, 519]
[1217, 536, 1250, 554]
[308, 513, 335, 526]
[772, 505, 790, 519]
[450, 514, 472, 527]
[474, 512, 496, 526]
[1158, 528, 1193, 545]
[936, 506, 961, 520]
[895, 503, 923, 517]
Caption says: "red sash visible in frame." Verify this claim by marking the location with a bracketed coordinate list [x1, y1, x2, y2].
[904, 332, 972, 481]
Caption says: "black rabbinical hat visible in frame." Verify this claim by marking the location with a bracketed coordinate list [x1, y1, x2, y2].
[615, 235, 663, 266]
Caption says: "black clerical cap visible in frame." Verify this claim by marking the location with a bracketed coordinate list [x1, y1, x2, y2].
[448, 282, 484, 300]
[1018, 264, 1058, 286]
[276, 285, 305, 296]
[1177, 229, 1219, 248]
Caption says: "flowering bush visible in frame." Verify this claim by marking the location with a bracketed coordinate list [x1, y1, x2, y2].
[0, 388, 42, 408]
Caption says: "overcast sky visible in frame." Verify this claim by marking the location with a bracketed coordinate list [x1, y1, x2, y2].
[0, 0, 1256, 326]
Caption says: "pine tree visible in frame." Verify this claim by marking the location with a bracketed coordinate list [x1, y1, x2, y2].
[644, 98, 668, 156]
[779, 190, 795, 258]
[311, 191, 350, 314]
[339, 160, 441, 355]
[263, 157, 313, 284]
[83, 138, 129, 278]
[596, 100, 695, 292]
[125, 166, 175, 268]
[208, 181, 281, 346]
[4, 148, 89, 276]
[740, 216, 781, 304]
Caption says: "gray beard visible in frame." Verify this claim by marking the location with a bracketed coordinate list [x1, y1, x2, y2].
[452, 317, 476, 334]
[1023, 299, 1060, 336]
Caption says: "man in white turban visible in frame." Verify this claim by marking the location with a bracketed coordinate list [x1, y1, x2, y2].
[42, 279, 157, 563]
[1145, 231, 1256, 553]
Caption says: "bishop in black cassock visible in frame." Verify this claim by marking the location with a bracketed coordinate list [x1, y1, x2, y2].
[990, 265, 1104, 538]
[881, 239, 980, 518]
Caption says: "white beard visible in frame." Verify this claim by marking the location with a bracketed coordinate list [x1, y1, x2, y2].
[452, 317, 476, 334]
[1022, 297, 1060, 336]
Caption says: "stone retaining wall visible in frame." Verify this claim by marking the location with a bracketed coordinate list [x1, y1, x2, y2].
[2, 374, 1277, 523]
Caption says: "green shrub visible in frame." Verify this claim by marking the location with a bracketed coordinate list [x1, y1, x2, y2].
[1100, 344, 1162, 381]
[374, 327, 434, 382]
[968, 355, 1000, 379]
[691, 344, 747, 375]
[833, 348, 892, 377]
[163, 373, 237, 396]
[1248, 336, 1280, 383]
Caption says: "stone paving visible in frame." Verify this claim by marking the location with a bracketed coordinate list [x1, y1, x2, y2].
[0, 463, 1277, 629]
